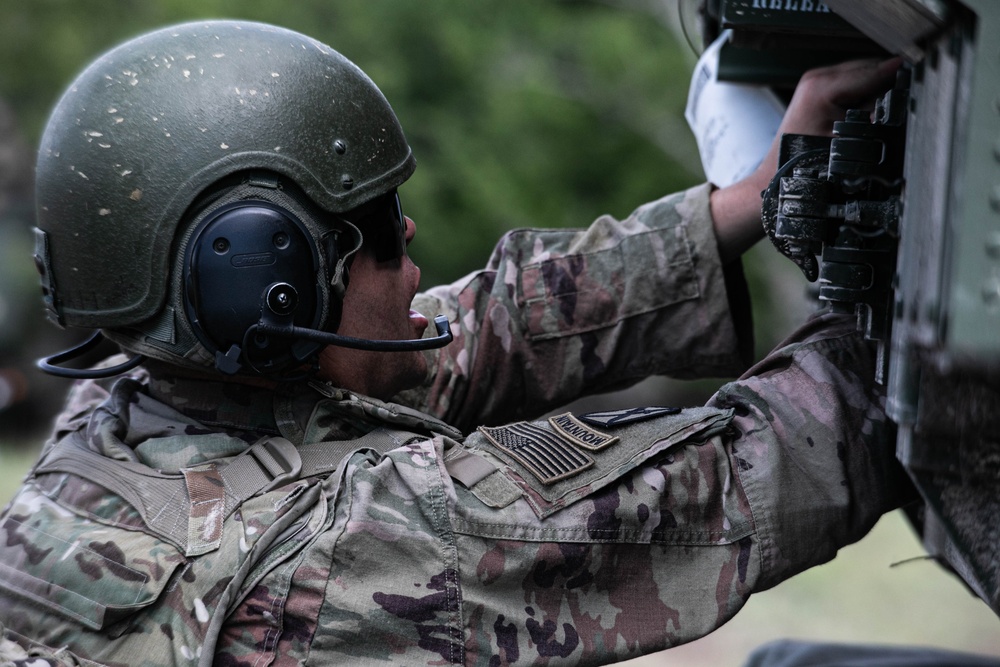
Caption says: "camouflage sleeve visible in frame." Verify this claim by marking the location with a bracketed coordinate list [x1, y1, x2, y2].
[707, 311, 908, 589]
[401, 183, 753, 432]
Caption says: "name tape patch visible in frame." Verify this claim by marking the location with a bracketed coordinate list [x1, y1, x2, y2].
[547, 412, 619, 451]
[478, 422, 593, 485]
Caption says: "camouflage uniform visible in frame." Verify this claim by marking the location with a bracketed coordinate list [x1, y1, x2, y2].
[0, 185, 906, 666]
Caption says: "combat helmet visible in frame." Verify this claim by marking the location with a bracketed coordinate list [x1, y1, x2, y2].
[33, 20, 448, 378]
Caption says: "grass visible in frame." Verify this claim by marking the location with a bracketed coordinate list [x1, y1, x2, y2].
[0, 441, 40, 507]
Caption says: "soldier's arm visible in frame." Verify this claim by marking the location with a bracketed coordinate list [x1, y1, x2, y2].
[707, 311, 910, 588]
[405, 182, 751, 432]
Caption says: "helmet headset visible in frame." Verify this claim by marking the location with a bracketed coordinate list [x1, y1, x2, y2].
[39, 171, 452, 379]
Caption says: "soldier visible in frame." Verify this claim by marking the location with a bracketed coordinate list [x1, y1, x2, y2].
[0, 20, 907, 666]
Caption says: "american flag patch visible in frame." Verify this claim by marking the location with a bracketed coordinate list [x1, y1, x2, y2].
[478, 422, 593, 485]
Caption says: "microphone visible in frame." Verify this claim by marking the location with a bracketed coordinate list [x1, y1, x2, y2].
[252, 314, 454, 352]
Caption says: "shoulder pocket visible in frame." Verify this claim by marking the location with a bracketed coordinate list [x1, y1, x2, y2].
[517, 227, 699, 340]
[464, 406, 732, 519]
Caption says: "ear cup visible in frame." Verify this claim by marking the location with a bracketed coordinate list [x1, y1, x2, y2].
[183, 200, 324, 374]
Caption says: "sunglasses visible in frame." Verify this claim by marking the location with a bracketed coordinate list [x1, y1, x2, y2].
[343, 190, 406, 262]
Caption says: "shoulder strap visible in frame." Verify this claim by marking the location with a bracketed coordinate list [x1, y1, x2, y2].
[222, 427, 416, 499]
[32, 427, 419, 556]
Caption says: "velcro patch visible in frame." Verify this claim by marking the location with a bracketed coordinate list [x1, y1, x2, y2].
[478, 422, 593, 485]
[578, 406, 681, 428]
[547, 412, 619, 451]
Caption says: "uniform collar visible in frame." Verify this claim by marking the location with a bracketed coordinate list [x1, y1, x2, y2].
[143, 367, 460, 450]
[145, 366, 283, 436]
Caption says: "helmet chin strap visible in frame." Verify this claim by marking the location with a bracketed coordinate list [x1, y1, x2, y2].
[36, 331, 146, 379]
